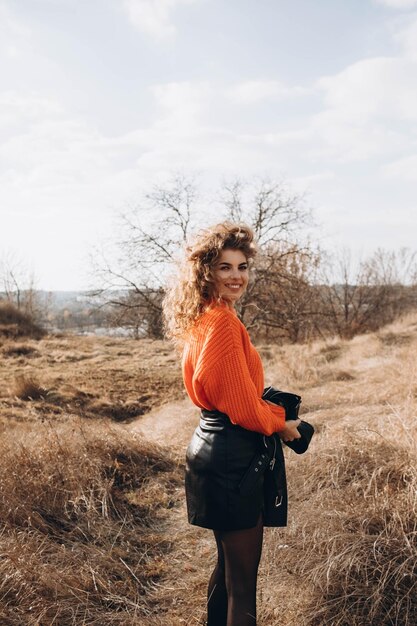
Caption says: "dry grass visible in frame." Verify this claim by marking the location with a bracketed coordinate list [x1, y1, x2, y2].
[0, 333, 184, 624]
[141, 313, 417, 626]
[0, 335, 184, 425]
[260, 431, 417, 626]
[255, 313, 417, 626]
[1, 311, 417, 624]
[0, 419, 182, 625]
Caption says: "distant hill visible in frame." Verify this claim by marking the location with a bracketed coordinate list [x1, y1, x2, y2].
[0, 290, 130, 335]
[42, 290, 129, 334]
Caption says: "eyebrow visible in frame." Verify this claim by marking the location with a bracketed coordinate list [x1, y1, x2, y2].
[217, 262, 248, 267]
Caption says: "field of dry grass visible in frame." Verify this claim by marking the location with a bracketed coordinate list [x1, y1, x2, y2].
[0, 335, 184, 426]
[0, 314, 416, 625]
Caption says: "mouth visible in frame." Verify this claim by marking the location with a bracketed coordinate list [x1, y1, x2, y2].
[225, 284, 242, 290]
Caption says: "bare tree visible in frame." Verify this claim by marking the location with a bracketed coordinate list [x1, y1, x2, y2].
[234, 242, 321, 342]
[364, 247, 417, 286]
[317, 247, 417, 338]
[0, 251, 27, 309]
[91, 174, 200, 338]
[92, 173, 317, 339]
[0, 251, 49, 326]
[220, 177, 318, 341]
[221, 176, 311, 245]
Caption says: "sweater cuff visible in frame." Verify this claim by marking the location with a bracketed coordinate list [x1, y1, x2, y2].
[266, 402, 286, 432]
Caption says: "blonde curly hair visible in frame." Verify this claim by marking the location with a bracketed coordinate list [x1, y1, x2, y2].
[163, 222, 257, 342]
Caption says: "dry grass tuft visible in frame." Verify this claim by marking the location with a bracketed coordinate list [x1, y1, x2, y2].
[1, 342, 40, 357]
[332, 369, 356, 381]
[319, 341, 345, 362]
[13, 374, 49, 400]
[377, 331, 413, 346]
[0, 420, 182, 625]
[88, 400, 146, 422]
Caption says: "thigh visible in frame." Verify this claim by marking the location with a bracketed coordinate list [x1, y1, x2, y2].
[215, 513, 264, 585]
[213, 530, 226, 570]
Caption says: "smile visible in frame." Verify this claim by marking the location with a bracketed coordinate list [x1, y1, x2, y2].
[225, 284, 242, 289]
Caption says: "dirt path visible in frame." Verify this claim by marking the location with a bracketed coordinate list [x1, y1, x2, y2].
[129, 399, 212, 626]
[130, 398, 198, 451]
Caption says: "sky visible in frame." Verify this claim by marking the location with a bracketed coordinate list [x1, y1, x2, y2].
[1, 0, 417, 290]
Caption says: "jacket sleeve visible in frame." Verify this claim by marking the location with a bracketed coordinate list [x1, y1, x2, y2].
[196, 312, 286, 436]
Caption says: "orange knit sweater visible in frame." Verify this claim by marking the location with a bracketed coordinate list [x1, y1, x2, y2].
[182, 304, 286, 436]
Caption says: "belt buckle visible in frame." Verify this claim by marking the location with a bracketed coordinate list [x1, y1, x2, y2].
[275, 494, 283, 507]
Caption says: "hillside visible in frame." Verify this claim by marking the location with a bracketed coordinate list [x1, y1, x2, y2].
[132, 313, 417, 625]
[0, 335, 184, 426]
[0, 315, 416, 624]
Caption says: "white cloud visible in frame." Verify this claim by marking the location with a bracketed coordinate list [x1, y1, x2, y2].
[143, 80, 310, 174]
[151, 80, 211, 127]
[0, 1, 31, 58]
[0, 91, 146, 216]
[382, 153, 417, 179]
[394, 13, 417, 59]
[374, 0, 417, 8]
[0, 91, 63, 130]
[226, 80, 308, 104]
[122, 0, 199, 41]
[318, 57, 417, 121]
[0, 2, 29, 36]
[305, 55, 417, 162]
[0, 88, 155, 289]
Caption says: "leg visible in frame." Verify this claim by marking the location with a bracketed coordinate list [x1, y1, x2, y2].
[207, 532, 228, 626]
[215, 514, 264, 626]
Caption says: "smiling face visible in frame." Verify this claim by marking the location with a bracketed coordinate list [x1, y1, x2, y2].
[212, 248, 249, 306]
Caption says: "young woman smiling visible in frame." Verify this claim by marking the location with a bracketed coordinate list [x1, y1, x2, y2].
[163, 222, 300, 626]
[212, 248, 249, 304]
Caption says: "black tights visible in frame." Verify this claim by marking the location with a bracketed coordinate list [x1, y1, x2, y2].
[207, 514, 263, 626]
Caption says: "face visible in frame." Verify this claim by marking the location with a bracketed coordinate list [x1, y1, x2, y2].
[212, 249, 249, 306]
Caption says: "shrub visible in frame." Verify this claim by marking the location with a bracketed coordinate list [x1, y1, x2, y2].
[0, 301, 45, 339]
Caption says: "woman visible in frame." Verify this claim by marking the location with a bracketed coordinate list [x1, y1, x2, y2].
[163, 222, 301, 626]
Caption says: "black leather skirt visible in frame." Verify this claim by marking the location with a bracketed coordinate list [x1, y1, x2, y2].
[185, 409, 288, 530]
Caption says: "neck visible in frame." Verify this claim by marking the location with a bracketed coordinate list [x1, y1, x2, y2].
[206, 296, 236, 311]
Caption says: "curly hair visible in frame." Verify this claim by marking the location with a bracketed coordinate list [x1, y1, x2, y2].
[163, 222, 257, 343]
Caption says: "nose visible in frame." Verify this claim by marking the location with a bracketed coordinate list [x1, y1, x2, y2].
[230, 266, 240, 280]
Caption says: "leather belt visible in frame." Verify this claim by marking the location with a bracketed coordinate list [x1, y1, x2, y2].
[200, 408, 233, 431]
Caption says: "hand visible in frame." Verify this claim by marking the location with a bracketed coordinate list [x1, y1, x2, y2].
[279, 419, 302, 442]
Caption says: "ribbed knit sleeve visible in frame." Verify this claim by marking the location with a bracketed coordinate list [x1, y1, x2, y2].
[194, 308, 286, 436]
